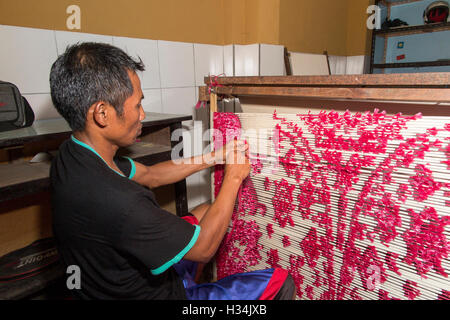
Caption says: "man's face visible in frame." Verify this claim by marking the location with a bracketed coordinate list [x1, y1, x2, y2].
[109, 71, 145, 147]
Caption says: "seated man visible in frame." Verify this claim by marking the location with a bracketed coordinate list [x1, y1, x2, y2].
[49, 42, 294, 300]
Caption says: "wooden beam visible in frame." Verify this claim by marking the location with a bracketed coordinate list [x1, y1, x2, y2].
[210, 92, 218, 112]
[203, 73, 450, 87]
[199, 86, 209, 102]
[214, 86, 450, 103]
[284, 47, 292, 76]
[374, 60, 450, 69]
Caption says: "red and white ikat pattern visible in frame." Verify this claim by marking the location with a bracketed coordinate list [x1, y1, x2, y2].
[213, 111, 450, 300]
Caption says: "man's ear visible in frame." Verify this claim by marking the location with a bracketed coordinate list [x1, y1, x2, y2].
[91, 101, 109, 128]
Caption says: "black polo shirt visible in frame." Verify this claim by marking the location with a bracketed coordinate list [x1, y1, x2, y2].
[50, 135, 200, 299]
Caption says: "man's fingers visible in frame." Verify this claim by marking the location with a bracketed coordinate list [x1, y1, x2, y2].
[234, 140, 248, 152]
[225, 149, 249, 164]
[221, 140, 249, 165]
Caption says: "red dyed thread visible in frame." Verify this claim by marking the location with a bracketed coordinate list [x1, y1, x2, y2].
[282, 235, 291, 248]
[305, 285, 314, 300]
[402, 206, 450, 278]
[288, 255, 305, 299]
[264, 177, 271, 191]
[385, 252, 402, 276]
[358, 246, 387, 291]
[272, 179, 296, 228]
[300, 228, 320, 269]
[379, 289, 400, 300]
[403, 280, 421, 300]
[409, 164, 442, 202]
[216, 219, 263, 280]
[214, 111, 449, 300]
[438, 290, 450, 300]
[266, 249, 282, 268]
[396, 184, 410, 203]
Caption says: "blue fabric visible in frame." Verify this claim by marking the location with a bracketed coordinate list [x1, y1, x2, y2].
[173, 260, 275, 300]
[172, 259, 199, 289]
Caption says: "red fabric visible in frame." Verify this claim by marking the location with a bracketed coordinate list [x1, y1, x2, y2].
[181, 215, 199, 226]
[259, 268, 289, 300]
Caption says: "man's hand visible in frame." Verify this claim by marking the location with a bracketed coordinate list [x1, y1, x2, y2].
[184, 140, 250, 264]
[215, 139, 248, 165]
[224, 144, 251, 183]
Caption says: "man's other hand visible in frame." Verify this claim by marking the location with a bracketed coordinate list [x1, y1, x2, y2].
[215, 139, 248, 164]
[224, 145, 251, 183]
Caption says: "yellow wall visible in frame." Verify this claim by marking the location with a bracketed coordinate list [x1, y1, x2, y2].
[0, 0, 226, 44]
[0, 0, 369, 55]
[245, 0, 280, 45]
[279, 0, 371, 56]
[223, 0, 246, 44]
[346, 0, 373, 56]
[279, 0, 348, 56]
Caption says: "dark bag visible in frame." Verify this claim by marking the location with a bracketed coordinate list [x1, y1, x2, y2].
[0, 81, 35, 133]
[0, 238, 64, 299]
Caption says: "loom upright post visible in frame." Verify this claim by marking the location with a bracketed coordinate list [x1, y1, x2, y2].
[210, 92, 218, 203]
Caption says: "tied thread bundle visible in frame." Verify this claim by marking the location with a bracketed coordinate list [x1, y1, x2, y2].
[213, 110, 450, 300]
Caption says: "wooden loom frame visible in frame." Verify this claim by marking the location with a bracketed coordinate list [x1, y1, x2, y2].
[201, 72, 450, 202]
[200, 73, 450, 106]
[198, 72, 450, 285]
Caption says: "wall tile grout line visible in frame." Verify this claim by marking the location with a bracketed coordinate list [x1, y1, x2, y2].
[53, 30, 59, 56]
[192, 44, 198, 90]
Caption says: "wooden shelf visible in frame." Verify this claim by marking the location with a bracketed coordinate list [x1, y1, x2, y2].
[374, 22, 450, 37]
[370, 0, 450, 74]
[373, 60, 450, 68]
[0, 111, 192, 218]
[203, 72, 450, 87]
[0, 161, 51, 202]
[117, 142, 172, 160]
[0, 112, 192, 202]
[0, 142, 172, 203]
[117, 142, 172, 166]
[379, 0, 423, 6]
[0, 112, 192, 148]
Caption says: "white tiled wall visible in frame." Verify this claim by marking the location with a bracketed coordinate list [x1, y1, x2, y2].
[22, 94, 60, 120]
[141, 89, 163, 113]
[223, 45, 234, 77]
[289, 52, 330, 75]
[260, 44, 285, 76]
[346, 55, 368, 75]
[0, 25, 57, 94]
[327, 55, 368, 75]
[194, 43, 224, 87]
[234, 44, 260, 76]
[55, 31, 113, 55]
[113, 36, 161, 90]
[158, 40, 195, 88]
[182, 121, 210, 210]
[161, 87, 196, 119]
[328, 55, 348, 75]
[1, 25, 287, 210]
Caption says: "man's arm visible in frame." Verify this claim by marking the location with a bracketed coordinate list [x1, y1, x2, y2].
[183, 148, 251, 263]
[131, 140, 247, 189]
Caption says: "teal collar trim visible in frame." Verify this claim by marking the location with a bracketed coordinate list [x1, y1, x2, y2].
[124, 157, 136, 179]
[71, 135, 127, 178]
[150, 224, 201, 276]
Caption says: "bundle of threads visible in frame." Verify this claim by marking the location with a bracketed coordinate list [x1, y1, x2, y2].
[213, 110, 450, 300]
